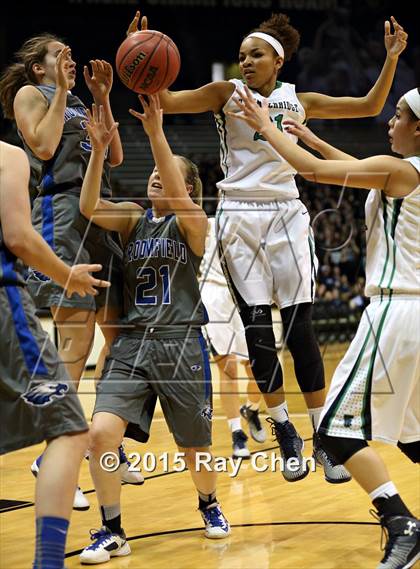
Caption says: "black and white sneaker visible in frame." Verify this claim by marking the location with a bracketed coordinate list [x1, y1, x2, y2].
[240, 405, 267, 443]
[373, 512, 420, 569]
[80, 526, 131, 564]
[312, 432, 351, 484]
[267, 418, 309, 482]
[232, 429, 251, 459]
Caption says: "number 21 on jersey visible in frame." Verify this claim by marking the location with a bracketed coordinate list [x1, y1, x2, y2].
[135, 265, 171, 306]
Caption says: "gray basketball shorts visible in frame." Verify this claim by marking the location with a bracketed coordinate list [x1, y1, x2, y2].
[26, 193, 123, 312]
[0, 285, 88, 455]
[94, 330, 213, 448]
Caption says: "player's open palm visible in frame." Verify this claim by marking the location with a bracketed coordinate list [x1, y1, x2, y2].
[129, 93, 163, 138]
[55, 46, 73, 91]
[384, 16, 408, 59]
[86, 104, 119, 152]
[84, 59, 114, 101]
[65, 264, 111, 298]
[229, 85, 271, 133]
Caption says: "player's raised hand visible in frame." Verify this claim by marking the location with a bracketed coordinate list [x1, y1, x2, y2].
[126, 10, 148, 36]
[84, 59, 114, 101]
[86, 104, 119, 152]
[55, 46, 73, 91]
[228, 85, 272, 134]
[129, 93, 163, 138]
[65, 264, 111, 298]
[384, 16, 408, 59]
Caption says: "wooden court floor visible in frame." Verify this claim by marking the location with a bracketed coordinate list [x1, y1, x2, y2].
[1, 345, 419, 569]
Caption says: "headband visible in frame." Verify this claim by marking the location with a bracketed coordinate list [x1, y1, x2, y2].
[246, 32, 284, 59]
[404, 88, 420, 119]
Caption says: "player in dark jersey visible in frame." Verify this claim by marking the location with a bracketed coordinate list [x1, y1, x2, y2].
[0, 34, 143, 502]
[76, 97, 230, 564]
[0, 140, 111, 569]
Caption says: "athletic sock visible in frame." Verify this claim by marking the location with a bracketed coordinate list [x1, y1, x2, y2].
[308, 406, 323, 431]
[267, 402, 289, 424]
[33, 516, 69, 569]
[100, 504, 122, 535]
[198, 491, 217, 511]
[228, 417, 242, 433]
[371, 489, 413, 518]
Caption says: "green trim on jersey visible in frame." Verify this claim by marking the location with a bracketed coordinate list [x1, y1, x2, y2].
[386, 198, 403, 289]
[378, 194, 390, 288]
[360, 294, 392, 438]
[214, 110, 229, 177]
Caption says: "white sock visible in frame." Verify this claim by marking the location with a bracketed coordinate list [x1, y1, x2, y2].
[369, 482, 398, 502]
[308, 407, 324, 431]
[246, 400, 259, 412]
[267, 402, 289, 424]
[228, 417, 242, 432]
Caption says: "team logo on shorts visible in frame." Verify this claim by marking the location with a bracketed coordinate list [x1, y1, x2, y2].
[201, 404, 213, 421]
[21, 381, 69, 407]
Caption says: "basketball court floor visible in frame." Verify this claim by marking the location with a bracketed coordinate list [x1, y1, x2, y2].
[1, 345, 419, 569]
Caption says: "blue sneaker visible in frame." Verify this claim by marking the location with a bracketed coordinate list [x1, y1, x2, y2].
[200, 504, 231, 539]
[118, 444, 144, 485]
[79, 526, 131, 564]
[232, 429, 251, 459]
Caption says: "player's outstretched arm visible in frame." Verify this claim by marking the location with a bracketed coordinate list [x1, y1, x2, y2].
[299, 17, 407, 119]
[80, 104, 142, 238]
[130, 94, 207, 255]
[125, 10, 233, 114]
[0, 142, 110, 297]
[83, 59, 123, 167]
[230, 86, 418, 197]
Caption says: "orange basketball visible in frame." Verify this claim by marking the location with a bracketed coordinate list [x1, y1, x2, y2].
[116, 30, 180, 94]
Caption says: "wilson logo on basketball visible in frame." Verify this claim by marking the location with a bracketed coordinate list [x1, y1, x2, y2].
[123, 51, 147, 80]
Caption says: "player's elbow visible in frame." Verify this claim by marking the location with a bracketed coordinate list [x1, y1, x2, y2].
[34, 145, 56, 161]
[361, 95, 382, 117]
[79, 202, 93, 220]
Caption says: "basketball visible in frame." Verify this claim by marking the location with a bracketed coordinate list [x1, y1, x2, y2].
[116, 30, 180, 94]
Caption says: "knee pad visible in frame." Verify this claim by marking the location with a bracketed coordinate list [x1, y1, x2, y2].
[318, 432, 368, 464]
[398, 441, 420, 463]
[239, 304, 283, 393]
[280, 303, 325, 392]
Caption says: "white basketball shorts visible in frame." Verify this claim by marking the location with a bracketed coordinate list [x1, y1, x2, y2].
[319, 295, 420, 445]
[216, 197, 317, 308]
[201, 280, 249, 359]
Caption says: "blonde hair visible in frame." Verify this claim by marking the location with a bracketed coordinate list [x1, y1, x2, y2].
[176, 155, 203, 207]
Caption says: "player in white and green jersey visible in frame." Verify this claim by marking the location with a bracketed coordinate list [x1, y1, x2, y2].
[232, 84, 419, 569]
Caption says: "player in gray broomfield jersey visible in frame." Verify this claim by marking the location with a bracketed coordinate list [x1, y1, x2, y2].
[77, 97, 230, 565]
[232, 84, 420, 569]
[0, 35, 124, 390]
[0, 140, 111, 569]
[0, 34, 143, 504]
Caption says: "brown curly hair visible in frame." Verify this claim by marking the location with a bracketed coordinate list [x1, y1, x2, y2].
[0, 33, 63, 120]
[248, 13, 300, 62]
